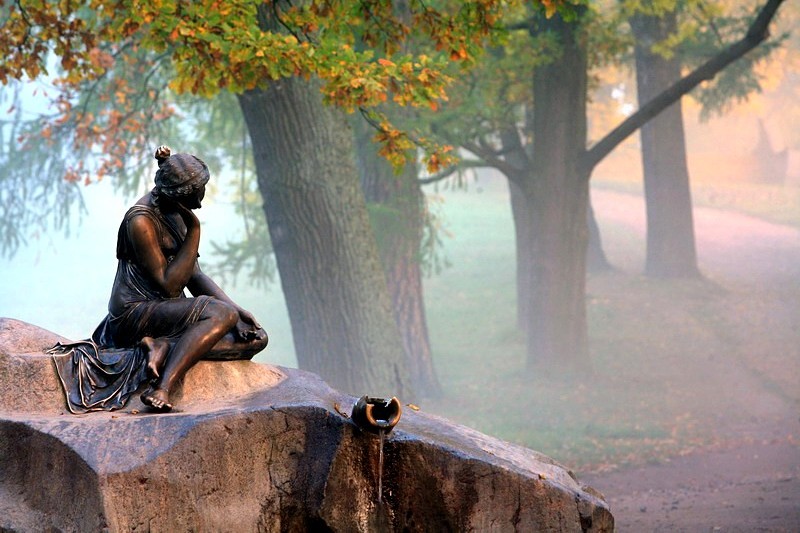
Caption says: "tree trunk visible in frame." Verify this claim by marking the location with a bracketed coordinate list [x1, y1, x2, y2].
[355, 120, 441, 397]
[587, 201, 612, 273]
[508, 179, 533, 330]
[237, 78, 411, 397]
[508, 0, 783, 372]
[524, 13, 591, 373]
[498, 127, 534, 330]
[631, 12, 700, 278]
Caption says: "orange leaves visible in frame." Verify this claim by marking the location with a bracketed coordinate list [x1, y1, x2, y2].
[366, 110, 456, 174]
[1, 0, 577, 183]
[540, 0, 561, 19]
[88, 47, 114, 70]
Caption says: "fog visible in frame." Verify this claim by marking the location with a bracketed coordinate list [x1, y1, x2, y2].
[2, 33, 800, 531]
[0, 181, 299, 369]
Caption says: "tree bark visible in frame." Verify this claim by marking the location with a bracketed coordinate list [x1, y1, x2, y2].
[631, 12, 700, 278]
[497, 127, 534, 330]
[508, 179, 533, 329]
[525, 12, 591, 373]
[587, 202, 612, 273]
[355, 120, 442, 397]
[237, 78, 411, 397]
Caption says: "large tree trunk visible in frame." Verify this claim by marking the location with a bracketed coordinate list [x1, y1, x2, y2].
[523, 13, 591, 373]
[237, 78, 411, 397]
[631, 12, 700, 278]
[355, 121, 441, 397]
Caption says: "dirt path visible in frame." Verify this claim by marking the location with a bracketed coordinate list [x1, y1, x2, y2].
[584, 189, 800, 532]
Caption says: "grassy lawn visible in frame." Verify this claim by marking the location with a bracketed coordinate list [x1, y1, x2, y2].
[593, 176, 800, 228]
[419, 175, 800, 474]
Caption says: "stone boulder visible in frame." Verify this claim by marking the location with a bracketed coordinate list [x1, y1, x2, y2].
[0, 318, 613, 532]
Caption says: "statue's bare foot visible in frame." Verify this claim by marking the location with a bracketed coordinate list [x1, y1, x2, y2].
[140, 387, 173, 412]
[140, 336, 169, 379]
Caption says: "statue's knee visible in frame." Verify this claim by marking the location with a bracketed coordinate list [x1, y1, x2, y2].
[205, 300, 238, 329]
[254, 329, 268, 350]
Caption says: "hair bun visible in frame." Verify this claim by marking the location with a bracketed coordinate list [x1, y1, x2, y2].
[155, 145, 172, 166]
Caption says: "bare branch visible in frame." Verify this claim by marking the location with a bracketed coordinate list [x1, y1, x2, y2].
[462, 139, 524, 181]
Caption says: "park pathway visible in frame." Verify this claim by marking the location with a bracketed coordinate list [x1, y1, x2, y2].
[584, 188, 800, 532]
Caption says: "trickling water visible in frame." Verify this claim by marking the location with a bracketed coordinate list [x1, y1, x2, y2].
[377, 428, 386, 503]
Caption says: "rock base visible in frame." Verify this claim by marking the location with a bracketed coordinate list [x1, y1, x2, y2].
[0, 318, 613, 532]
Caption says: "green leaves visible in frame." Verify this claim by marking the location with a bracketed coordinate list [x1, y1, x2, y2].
[1, 0, 580, 181]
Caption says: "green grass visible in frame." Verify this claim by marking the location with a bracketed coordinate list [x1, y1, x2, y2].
[418, 175, 800, 474]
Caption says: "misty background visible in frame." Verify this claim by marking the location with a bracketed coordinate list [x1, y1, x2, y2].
[1, 1, 799, 528]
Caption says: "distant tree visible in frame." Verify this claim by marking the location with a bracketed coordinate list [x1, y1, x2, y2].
[624, 0, 786, 278]
[630, 7, 700, 278]
[431, 0, 785, 372]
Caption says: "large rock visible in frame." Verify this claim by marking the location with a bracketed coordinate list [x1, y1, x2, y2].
[0, 318, 613, 532]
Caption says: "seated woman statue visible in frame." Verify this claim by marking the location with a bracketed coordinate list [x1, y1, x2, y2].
[51, 146, 267, 413]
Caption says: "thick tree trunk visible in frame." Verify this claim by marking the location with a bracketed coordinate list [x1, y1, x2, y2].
[355, 121, 441, 397]
[237, 78, 411, 397]
[524, 13, 591, 373]
[631, 12, 700, 278]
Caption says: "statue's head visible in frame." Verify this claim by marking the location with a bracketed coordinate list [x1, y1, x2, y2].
[152, 145, 210, 210]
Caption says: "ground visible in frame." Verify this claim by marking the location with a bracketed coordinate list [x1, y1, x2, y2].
[583, 189, 800, 532]
[423, 183, 799, 532]
[583, 429, 799, 532]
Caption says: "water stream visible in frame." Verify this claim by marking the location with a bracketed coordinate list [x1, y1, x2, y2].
[377, 428, 386, 503]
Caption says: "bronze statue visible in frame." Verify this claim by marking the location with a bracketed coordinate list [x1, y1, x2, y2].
[51, 146, 267, 413]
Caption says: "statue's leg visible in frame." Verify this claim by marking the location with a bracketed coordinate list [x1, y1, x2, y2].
[140, 298, 238, 410]
[139, 336, 171, 378]
[203, 328, 269, 361]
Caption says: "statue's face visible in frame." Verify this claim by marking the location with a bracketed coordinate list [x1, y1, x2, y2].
[179, 185, 206, 210]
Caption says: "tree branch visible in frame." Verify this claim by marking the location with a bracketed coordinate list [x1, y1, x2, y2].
[582, 0, 785, 175]
[418, 159, 487, 185]
[462, 139, 524, 180]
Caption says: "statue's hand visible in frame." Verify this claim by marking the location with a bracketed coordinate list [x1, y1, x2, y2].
[173, 200, 200, 230]
[236, 309, 265, 341]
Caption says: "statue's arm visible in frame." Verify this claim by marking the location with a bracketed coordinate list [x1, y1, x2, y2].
[186, 266, 234, 303]
[187, 267, 263, 336]
[128, 212, 201, 298]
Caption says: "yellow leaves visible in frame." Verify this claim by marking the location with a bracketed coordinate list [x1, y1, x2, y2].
[425, 144, 455, 174]
[177, 26, 196, 38]
[541, 0, 559, 18]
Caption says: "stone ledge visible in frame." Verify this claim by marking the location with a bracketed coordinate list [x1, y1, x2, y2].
[0, 318, 613, 532]
[0, 317, 285, 415]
